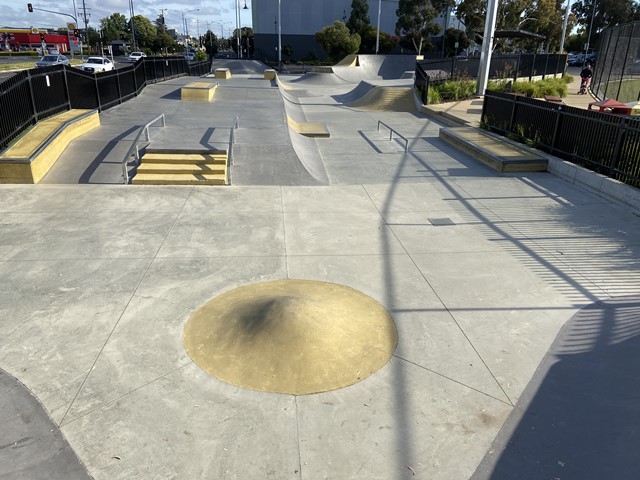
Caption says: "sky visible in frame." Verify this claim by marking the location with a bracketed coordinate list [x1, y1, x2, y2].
[0, 0, 252, 37]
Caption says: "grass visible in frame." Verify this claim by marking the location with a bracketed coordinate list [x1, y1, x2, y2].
[601, 78, 640, 103]
[0, 58, 85, 71]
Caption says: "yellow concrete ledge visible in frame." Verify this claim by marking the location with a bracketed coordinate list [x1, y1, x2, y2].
[264, 69, 276, 80]
[214, 68, 231, 79]
[181, 81, 218, 102]
[0, 109, 99, 183]
[287, 116, 330, 138]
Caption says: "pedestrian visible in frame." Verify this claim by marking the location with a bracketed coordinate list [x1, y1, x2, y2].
[579, 63, 593, 94]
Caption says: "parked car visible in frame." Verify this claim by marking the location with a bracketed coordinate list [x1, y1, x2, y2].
[184, 52, 195, 61]
[77, 57, 114, 73]
[35, 54, 70, 68]
[48, 49, 60, 55]
[128, 51, 146, 62]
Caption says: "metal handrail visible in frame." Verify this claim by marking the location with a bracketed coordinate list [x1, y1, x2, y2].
[377, 120, 408, 153]
[121, 113, 166, 184]
[228, 115, 239, 166]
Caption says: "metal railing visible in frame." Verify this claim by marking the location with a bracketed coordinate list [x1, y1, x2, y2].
[482, 90, 640, 188]
[377, 120, 408, 153]
[228, 115, 239, 166]
[121, 113, 166, 184]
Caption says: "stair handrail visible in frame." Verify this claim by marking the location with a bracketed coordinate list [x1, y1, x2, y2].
[377, 120, 408, 153]
[121, 113, 166, 184]
[228, 115, 239, 166]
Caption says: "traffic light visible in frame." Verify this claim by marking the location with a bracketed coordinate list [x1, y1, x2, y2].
[27, 3, 33, 12]
[74, 29, 79, 37]
[40, 33, 45, 42]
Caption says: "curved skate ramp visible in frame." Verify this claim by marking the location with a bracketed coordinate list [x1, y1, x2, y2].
[346, 86, 417, 112]
[281, 72, 352, 86]
[332, 54, 419, 82]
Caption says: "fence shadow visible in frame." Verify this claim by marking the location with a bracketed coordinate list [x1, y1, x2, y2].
[471, 295, 640, 480]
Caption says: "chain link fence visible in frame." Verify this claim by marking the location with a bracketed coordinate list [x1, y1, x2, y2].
[592, 21, 640, 103]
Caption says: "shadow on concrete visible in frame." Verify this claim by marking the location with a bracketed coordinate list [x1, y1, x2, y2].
[160, 89, 182, 100]
[0, 368, 92, 479]
[78, 126, 141, 184]
[199, 127, 216, 149]
[471, 296, 640, 480]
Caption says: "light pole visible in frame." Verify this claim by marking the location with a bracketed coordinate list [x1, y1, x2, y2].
[585, 0, 597, 66]
[476, 0, 498, 96]
[559, 0, 571, 53]
[182, 9, 199, 41]
[375, 0, 381, 54]
[278, 0, 281, 69]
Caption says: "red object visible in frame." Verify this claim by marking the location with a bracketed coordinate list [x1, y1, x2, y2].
[588, 98, 632, 116]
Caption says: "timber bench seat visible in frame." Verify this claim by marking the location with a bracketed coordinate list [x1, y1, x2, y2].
[0, 109, 100, 183]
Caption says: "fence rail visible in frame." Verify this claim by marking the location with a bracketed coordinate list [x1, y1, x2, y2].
[0, 56, 210, 152]
[482, 90, 640, 187]
[415, 54, 567, 105]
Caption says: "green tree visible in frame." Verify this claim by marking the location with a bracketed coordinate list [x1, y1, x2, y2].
[155, 14, 167, 35]
[231, 27, 254, 57]
[282, 44, 294, 61]
[316, 21, 361, 62]
[130, 15, 157, 50]
[571, 0, 636, 49]
[153, 31, 175, 54]
[99, 12, 128, 43]
[346, 0, 370, 34]
[86, 26, 100, 49]
[359, 26, 398, 54]
[396, 0, 454, 54]
[202, 31, 219, 56]
[443, 28, 470, 56]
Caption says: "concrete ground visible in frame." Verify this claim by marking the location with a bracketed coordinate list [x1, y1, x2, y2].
[2, 60, 640, 480]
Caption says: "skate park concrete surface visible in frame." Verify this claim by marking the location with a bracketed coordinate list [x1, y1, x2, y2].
[2, 57, 640, 480]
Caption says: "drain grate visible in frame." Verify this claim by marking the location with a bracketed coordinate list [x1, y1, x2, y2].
[428, 217, 456, 226]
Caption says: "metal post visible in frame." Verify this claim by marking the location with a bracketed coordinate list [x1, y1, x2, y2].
[375, 0, 381, 54]
[559, 0, 571, 53]
[278, 0, 282, 69]
[476, 0, 498, 96]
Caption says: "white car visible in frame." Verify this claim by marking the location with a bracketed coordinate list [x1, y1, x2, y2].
[77, 57, 114, 73]
[128, 51, 146, 62]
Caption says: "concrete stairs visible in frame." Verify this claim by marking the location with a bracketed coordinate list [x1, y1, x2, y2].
[132, 149, 228, 185]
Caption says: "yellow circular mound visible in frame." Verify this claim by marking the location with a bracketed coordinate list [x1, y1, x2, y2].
[183, 279, 398, 395]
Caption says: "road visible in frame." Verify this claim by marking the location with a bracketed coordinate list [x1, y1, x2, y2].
[0, 55, 134, 83]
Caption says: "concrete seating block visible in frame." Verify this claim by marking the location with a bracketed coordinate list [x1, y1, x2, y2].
[264, 69, 276, 80]
[181, 81, 218, 102]
[215, 68, 231, 79]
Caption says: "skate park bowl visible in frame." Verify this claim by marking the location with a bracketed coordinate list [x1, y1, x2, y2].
[183, 279, 398, 395]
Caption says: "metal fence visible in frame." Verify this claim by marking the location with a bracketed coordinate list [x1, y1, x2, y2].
[482, 90, 640, 187]
[0, 56, 210, 152]
[591, 21, 640, 103]
[415, 54, 567, 105]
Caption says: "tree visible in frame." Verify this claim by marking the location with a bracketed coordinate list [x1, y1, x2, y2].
[202, 31, 219, 56]
[130, 15, 157, 50]
[572, 0, 636, 41]
[316, 21, 361, 62]
[443, 27, 470, 56]
[99, 12, 128, 43]
[359, 26, 398, 54]
[282, 44, 294, 61]
[231, 27, 254, 57]
[86, 26, 100, 49]
[346, 0, 370, 35]
[396, 0, 454, 54]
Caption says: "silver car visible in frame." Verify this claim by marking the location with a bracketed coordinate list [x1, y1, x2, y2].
[35, 54, 70, 68]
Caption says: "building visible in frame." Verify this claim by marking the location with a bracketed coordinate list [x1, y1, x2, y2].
[250, 0, 461, 61]
[0, 28, 72, 53]
[251, 0, 399, 61]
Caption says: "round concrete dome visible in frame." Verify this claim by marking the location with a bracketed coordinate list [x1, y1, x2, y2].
[183, 279, 398, 395]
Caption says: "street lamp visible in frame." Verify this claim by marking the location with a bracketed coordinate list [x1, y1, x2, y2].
[182, 8, 199, 43]
[278, 0, 281, 69]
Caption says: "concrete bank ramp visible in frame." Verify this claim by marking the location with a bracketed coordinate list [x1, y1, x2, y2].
[332, 54, 418, 82]
[210, 59, 270, 75]
[346, 86, 418, 112]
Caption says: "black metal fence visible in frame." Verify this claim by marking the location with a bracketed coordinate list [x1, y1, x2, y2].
[415, 54, 567, 105]
[482, 90, 640, 187]
[0, 56, 210, 152]
[591, 21, 640, 103]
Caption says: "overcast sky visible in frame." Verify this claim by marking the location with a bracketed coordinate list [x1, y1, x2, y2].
[0, 0, 252, 37]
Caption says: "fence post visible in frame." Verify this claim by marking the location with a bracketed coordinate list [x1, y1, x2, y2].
[550, 105, 563, 154]
[543, 54, 549, 79]
[26, 69, 38, 122]
[62, 65, 71, 110]
[115, 69, 123, 105]
[514, 54, 520, 82]
[509, 94, 518, 133]
[609, 119, 627, 176]
[530, 53, 535, 81]
[132, 61, 139, 95]
[617, 24, 634, 100]
[94, 75, 101, 111]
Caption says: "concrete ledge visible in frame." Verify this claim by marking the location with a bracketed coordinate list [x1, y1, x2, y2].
[421, 104, 476, 128]
[287, 117, 330, 138]
[214, 68, 231, 79]
[0, 109, 100, 183]
[181, 81, 218, 102]
[439, 127, 548, 173]
[264, 69, 276, 80]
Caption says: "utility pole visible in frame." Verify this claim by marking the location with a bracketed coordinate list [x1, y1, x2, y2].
[129, 0, 137, 52]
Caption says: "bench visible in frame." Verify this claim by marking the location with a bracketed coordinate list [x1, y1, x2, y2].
[214, 68, 231, 79]
[0, 109, 100, 183]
